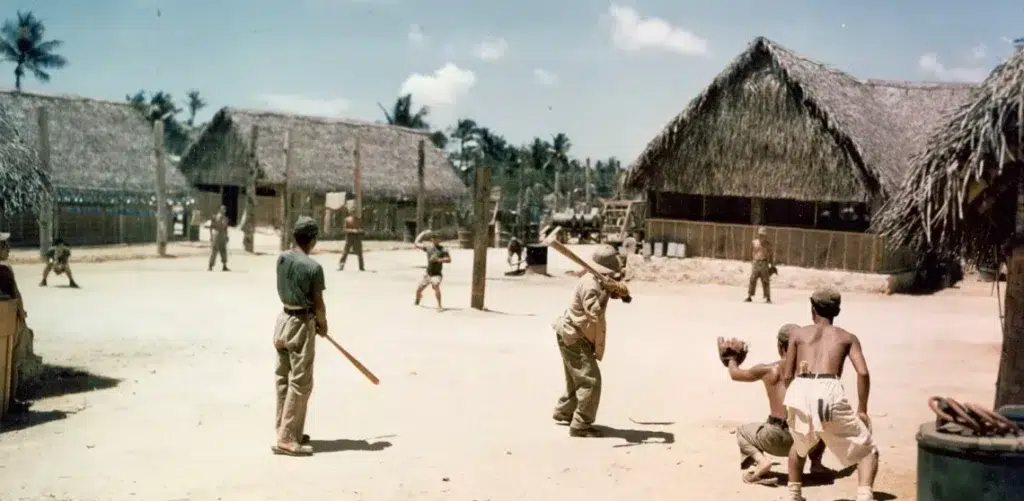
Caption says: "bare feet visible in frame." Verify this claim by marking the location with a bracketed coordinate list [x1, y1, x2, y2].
[742, 461, 777, 485]
[271, 441, 313, 456]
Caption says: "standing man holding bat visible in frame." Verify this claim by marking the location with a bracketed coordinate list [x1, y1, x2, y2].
[718, 328, 828, 486]
[550, 244, 631, 437]
[272, 216, 327, 457]
[413, 229, 450, 311]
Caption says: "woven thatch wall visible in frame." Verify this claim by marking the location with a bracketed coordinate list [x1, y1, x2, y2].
[0, 90, 190, 203]
[180, 108, 468, 203]
[874, 48, 1024, 263]
[0, 105, 49, 215]
[626, 37, 977, 205]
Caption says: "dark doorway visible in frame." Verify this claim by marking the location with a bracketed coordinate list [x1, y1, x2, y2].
[221, 186, 240, 226]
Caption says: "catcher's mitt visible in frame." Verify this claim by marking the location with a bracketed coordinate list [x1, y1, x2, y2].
[717, 337, 749, 367]
[769, 264, 779, 276]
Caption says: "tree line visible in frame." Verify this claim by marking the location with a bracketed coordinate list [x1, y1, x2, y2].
[2, 10, 628, 209]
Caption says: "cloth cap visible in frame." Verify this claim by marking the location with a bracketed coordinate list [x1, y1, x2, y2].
[293, 216, 320, 237]
[757, 226, 768, 236]
[777, 323, 800, 345]
[591, 244, 623, 274]
[810, 286, 841, 309]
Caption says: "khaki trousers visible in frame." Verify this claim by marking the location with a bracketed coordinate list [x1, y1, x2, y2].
[209, 234, 228, 268]
[748, 260, 771, 299]
[274, 312, 316, 445]
[339, 233, 364, 270]
[553, 334, 602, 431]
[737, 419, 793, 467]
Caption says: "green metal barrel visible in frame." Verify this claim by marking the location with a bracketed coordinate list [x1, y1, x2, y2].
[917, 421, 1024, 501]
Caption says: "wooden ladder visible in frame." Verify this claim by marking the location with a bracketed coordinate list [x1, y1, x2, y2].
[601, 200, 634, 242]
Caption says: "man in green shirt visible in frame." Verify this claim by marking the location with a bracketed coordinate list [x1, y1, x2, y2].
[272, 216, 327, 457]
[413, 229, 451, 311]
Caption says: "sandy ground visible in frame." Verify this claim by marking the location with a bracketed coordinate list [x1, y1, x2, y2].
[0, 244, 1004, 501]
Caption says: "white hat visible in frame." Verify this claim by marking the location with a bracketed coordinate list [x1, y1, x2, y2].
[591, 244, 623, 274]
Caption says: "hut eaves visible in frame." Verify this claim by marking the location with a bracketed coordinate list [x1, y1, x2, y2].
[624, 37, 977, 203]
[179, 108, 468, 203]
[0, 105, 50, 214]
[0, 89, 190, 201]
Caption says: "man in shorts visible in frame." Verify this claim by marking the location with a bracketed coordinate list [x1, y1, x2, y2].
[781, 287, 879, 501]
[725, 323, 827, 485]
[40, 238, 79, 288]
[413, 229, 450, 310]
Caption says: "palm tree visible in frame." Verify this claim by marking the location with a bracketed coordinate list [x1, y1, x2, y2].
[0, 11, 67, 90]
[186, 90, 206, 126]
[450, 118, 478, 172]
[379, 94, 430, 130]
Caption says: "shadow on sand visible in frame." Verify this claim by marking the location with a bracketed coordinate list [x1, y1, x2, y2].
[308, 436, 394, 454]
[1, 364, 120, 433]
[591, 425, 675, 448]
[434, 306, 536, 317]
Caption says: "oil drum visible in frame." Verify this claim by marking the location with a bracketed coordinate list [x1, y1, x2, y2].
[917, 418, 1024, 501]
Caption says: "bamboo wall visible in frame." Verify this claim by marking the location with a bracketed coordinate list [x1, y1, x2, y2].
[195, 191, 459, 241]
[646, 218, 916, 273]
[1, 204, 178, 248]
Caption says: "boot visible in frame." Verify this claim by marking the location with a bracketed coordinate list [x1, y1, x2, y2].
[569, 427, 603, 438]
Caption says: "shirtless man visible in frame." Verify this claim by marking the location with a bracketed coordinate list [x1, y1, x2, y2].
[745, 227, 773, 303]
[413, 230, 450, 310]
[781, 287, 878, 501]
[507, 237, 524, 272]
[40, 238, 79, 288]
[337, 212, 365, 271]
[1, 232, 32, 414]
[727, 324, 827, 486]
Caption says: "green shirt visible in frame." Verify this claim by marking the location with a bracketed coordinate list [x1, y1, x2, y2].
[424, 245, 449, 276]
[276, 250, 326, 309]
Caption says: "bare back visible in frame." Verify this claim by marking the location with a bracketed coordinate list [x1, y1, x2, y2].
[761, 362, 787, 417]
[790, 324, 856, 376]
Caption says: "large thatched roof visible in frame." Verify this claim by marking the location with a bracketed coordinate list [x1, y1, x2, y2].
[874, 48, 1023, 262]
[624, 37, 977, 203]
[179, 108, 468, 203]
[0, 89, 190, 203]
[0, 105, 50, 214]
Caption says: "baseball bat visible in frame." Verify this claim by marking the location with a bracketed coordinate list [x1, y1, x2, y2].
[323, 334, 380, 385]
[542, 227, 633, 302]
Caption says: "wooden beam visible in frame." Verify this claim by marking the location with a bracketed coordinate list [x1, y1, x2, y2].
[354, 137, 363, 221]
[416, 139, 426, 234]
[995, 245, 1024, 408]
[280, 130, 294, 251]
[36, 107, 52, 254]
[154, 119, 168, 256]
[471, 166, 492, 310]
[243, 125, 259, 253]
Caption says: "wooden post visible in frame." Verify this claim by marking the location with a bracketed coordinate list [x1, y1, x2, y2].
[470, 166, 492, 310]
[996, 245, 1024, 408]
[154, 120, 168, 256]
[243, 126, 259, 253]
[354, 137, 363, 224]
[553, 170, 561, 211]
[279, 130, 294, 251]
[416, 139, 426, 234]
[584, 158, 592, 206]
[36, 107, 53, 254]
[515, 159, 524, 238]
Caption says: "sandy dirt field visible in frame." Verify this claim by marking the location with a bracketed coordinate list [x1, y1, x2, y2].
[0, 244, 1004, 501]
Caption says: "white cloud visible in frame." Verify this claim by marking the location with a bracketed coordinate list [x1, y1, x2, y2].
[607, 4, 708, 55]
[408, 24, 425, 47]
[255, 94, 351, 117]
[399, 63, 476, 108]
[533, 68, 557, 86]
[918, 53, 988, 83]
[473, 37, 508, 61]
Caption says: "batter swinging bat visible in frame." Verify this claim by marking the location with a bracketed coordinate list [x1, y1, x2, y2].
[324, 334, 380, 385]
[542, 227, 632, 302]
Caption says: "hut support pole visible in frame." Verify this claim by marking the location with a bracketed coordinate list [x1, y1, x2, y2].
[154, 120, 168, 256]
[471, 166, 492, 310]
[243, 126, 259, 253]
[553, 171, 561, 211]
[416, 139, 426, 234]
[996, 245, 1024, 408]
[585, 158, 592, 206]
[280, 130, 294, 251]
[354, 137, 363, 227]
[36, 107, 53, 254]
[515, 159, 524, 238]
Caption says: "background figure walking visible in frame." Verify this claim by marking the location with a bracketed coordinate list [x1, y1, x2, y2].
[208, 205, 230, 272]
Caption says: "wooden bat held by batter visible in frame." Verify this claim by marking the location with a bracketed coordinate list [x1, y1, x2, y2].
[542, 227, 632, 303]
[324, 334, 380, 385]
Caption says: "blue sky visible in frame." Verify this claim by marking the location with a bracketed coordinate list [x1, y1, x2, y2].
[3, 0, 1022, 163]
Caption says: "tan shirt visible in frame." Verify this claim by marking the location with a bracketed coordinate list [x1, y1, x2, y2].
[752, 237, 772, 262]
[553, 275, 610, 360]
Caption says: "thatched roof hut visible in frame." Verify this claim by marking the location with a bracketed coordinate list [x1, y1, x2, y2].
[0, 105, 50, 215]
[624, 37, 977, 204]
[874, 48, 1023, 263]
[0, 89, 190, 204]
[179, 108, 468, 203]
